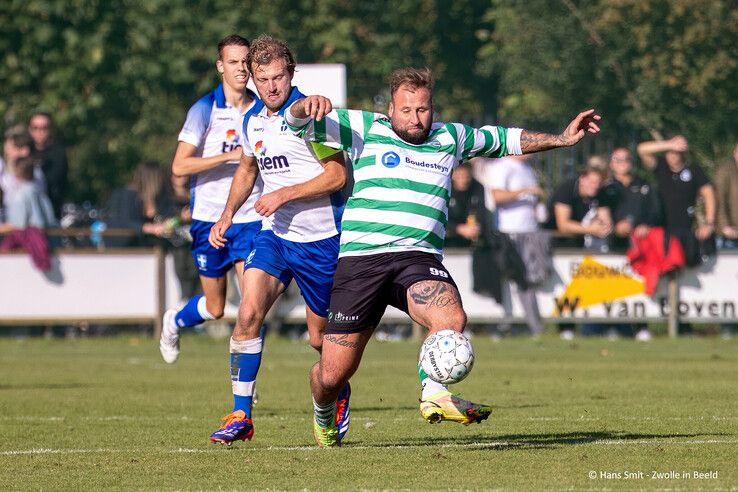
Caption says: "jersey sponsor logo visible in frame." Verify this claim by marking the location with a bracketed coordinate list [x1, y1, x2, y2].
[405, 156, 449, 173]
[328, 311, 359, 324]
[254, 140, 266, 156]
[254, 141, 290, 171]
[221, 129, 240, 153]
[381, 151, 401, 168]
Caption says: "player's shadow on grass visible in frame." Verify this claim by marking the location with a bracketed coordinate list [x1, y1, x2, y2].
[351, 431, 720, 450]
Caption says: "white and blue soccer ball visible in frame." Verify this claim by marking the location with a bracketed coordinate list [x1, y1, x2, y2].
[419, 329, 475, 384]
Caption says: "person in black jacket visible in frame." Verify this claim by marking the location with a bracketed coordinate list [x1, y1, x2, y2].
[28, 112, 68, 218]
[104, 161, 174, 247]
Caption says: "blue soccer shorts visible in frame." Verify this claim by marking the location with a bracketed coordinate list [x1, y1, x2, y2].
[244, 230, 340, 317]
[190, 219, 262, 278]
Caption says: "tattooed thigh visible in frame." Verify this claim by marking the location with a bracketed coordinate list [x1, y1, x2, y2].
[408, 280, 461, 309]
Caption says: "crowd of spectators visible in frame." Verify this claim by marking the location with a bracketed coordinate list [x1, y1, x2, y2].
[1, 111, 736, 338]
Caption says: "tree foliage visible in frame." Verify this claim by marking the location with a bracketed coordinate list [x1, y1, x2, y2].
[1, 0, 735, 204]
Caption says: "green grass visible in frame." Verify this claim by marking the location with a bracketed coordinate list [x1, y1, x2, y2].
[0, 333, 736, 490]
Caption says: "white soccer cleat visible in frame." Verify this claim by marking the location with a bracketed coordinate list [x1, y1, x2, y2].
[159, 309, 180, 364]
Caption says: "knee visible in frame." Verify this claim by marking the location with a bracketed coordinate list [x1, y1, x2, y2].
[236, 304, 263, 333]
[308, 331, 323, 352]
[204, 299, 225, 319]
[446, 309, 467, 331]
[318, 364, 347, 394]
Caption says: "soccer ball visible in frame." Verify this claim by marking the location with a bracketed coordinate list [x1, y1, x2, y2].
[419, 329, 474, 384]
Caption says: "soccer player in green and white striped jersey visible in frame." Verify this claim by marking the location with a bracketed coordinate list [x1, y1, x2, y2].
[287, 67, 601, 446]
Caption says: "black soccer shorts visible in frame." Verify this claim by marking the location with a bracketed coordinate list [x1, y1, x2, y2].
[325, 251, 458, 334]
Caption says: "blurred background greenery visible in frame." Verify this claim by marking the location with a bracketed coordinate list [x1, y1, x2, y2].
[1, 0, 736, 204]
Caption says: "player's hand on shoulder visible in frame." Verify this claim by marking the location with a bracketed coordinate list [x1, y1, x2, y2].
[303, 95, 333, 121]
[208, 217, 232, 249]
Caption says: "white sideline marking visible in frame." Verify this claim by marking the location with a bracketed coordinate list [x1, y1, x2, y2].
[2, 439, 737, 456]
[1, 415, 737, 423]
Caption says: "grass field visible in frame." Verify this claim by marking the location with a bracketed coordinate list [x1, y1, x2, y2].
[0, 333, 736, 490]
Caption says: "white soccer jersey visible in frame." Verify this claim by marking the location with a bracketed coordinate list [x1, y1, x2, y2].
[286, 108, 522, 257]
[484, 157, 540, 233]
[178, 84, 262, 223]
[241, 87, 344, 242]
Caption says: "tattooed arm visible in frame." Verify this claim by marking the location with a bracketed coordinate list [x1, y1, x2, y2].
[520, 109, 601, 154]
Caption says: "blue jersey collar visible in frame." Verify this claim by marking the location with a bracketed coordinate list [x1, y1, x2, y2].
[277, 86, 305, 116]
[215, 85, 260, 111]
[214, 84, 227, 108]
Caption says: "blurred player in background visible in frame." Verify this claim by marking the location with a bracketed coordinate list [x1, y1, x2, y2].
[207, 35, 351, 446]
[159, 35, 262, 364]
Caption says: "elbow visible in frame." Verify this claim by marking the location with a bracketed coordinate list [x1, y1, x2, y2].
[171, 159, 188, 177]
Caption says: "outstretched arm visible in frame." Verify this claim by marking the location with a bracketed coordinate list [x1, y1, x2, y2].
[520, 109, 601, 154]
[289, 95, 333, 122]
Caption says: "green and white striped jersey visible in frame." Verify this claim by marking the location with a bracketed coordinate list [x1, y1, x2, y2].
[286, 108, 522, 257]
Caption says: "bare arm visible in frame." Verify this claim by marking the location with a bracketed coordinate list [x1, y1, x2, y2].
[208, 153, 260, 249]
[554, 203, 611, 237]
[254, 152, 347, 217]
[520, 109, 601, 154]
[491, 187, 543, 205]
[171, 141, 243, 177]
[636, 136, 689, 170]
[289, 95, 333, 121]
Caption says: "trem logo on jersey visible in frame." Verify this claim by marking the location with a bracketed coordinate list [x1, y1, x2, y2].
[255, 140, 290, 171]
[221, 129, 240, 153]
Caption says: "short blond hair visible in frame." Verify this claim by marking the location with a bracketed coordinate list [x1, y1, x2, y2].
[389, 67, 434, 97]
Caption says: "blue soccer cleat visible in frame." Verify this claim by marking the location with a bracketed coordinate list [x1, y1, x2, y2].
[209, 410, 254, 445]
[336, 382, 351, 440]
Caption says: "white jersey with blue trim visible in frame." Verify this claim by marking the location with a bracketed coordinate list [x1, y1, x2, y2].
[178, 84, 263, 223]
[241, 86, 344, 243]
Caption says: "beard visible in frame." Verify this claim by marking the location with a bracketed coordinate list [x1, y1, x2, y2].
[393, 124, 431, 145]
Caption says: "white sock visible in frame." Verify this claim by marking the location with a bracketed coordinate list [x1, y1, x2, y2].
[421, 378, 448, 400]
[197, 296, 216, 321]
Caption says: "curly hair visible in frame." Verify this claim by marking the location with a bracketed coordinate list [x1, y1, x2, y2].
[246, 34, 296, 75]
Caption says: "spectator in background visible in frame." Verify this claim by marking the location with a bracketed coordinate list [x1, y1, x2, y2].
[715, 142, 738, 250]
[104, 161, 174, 247]
[488, 154, 549, 337]
[637, 135, 716, 266]
[1, 126, 45, 216]
[28, 111, 68, 218]
[602, 147, 662, 340]
[0, 156, 57, 272]
[0, 156, 57, 233]
[606, 147, 661, 250]
[446, 163, 484, 248]
[545, 159, 613, 339]
[545, 159, 613, 249]
[714, 142, 738, 338]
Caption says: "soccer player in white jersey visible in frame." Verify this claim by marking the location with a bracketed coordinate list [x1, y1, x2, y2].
[159, 35, 263, 367]
[206, 35, 351, 445]
[286, 67, 601, 446]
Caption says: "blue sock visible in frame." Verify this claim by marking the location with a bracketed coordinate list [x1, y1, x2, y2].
[230, 337, 263, 417]
[175, 295, 214, 328]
